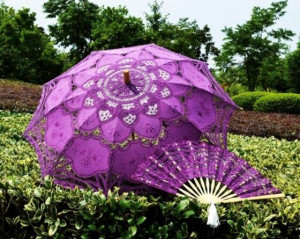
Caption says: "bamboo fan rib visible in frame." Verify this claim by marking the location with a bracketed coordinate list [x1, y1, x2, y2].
[176, 178, 284, 204]
[132, 141, 284, 204]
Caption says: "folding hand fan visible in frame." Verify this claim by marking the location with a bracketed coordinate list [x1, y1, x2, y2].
[132, 141, 284, 227]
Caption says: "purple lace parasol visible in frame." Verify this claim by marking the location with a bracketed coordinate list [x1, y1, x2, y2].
[24, 44, 237, 193]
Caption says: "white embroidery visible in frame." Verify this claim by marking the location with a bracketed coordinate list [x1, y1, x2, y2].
[119, 64, 132, 69]
[98, 65, 110, 73]
[161, 87, 171, 98]
[136, 65, 147, 71]
[122, 103, 135, 110]
[159, 69, 170, 80]
[97, 78, 104, 88]
[105, 69, 114, 76]
[123, 114, 136, 124]
[140, 96, 149, 105]
[107, 101, 118, 107]
[143, 60, 155, 66]
[83, 80, 94, 89]
[84, 97, 94, 106]
[147, 104, 158, 115]
[99, 110, 112, 121]
[97, 91, 104, 99]
[150, 84, 158, 93]
[149, 73, 156, 80]
[119, 58, 133, 64]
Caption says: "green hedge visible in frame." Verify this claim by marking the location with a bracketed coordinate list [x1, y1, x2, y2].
[1, 111, 300, 238]
[232, 92, 270, 110]
[254, 93, 300, 114]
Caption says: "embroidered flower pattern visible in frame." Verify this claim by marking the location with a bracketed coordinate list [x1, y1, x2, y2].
[83, 80, 94, 89]
[147, 104, 158, 115]
[123, 114, 137, 125]
[85, 97, 94, 106]
[99, 110, 113, 121]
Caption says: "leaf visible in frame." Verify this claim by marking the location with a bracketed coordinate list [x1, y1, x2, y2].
[255, 228, 267, 235]
[34, 188, 41, 197]
[45, 197, 52, 205]
[88, 224, 97, 231]
[129, 226, 137, 237]
[176, 199, 189, 213]
[263, 214, 276, 222]
[182, 210, 195, 218]
[227, 220, 235, 229]
[137, 216, 146, 225]
[75, 220, 83, 230]
[48, 224, 58, 236]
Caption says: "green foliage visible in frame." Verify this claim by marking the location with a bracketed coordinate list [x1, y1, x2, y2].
[286, 42, 300, 93]
[214, 65, 247, 94]
[0, 111, 300, 238]
[43, 0, 99, 63]
[215, 0, 295, 91]
[254, 93, 300, 114]
[145, 1, 219, 61]
[227, 84, 248, 97]
[43, 0, 218, 62]
[0, 3, 64, 84]
[258, 56, 290, 92]
[91, 6, 146, 50]
[232, 92, 270, 110]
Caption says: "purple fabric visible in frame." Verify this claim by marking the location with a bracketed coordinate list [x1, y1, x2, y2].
[132, 141, 282, 198]
[24, 44, 236, 193]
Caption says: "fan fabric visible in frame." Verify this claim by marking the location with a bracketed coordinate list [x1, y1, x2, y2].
[132, 141, 283, 202]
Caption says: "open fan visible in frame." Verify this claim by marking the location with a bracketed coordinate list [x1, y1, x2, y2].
[132, 141, 284, 227]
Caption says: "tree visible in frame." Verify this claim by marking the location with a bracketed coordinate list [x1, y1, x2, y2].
[215, 1, 294, 91]
[43, 0, 99, 62]
[0, 3, 63, 84]
[286, 42, 300, 92]
[90, 6, 146, 50]
[145, 1, 219, 61]
[257, 56, 289, 92]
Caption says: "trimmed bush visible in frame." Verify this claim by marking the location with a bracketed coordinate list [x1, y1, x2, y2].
[232, 92, 270, 110]
[254, 93, 300, 114]
[229, 110, 300, 140]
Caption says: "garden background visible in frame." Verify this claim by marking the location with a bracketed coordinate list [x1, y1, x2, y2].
[0, 0, 299, 238]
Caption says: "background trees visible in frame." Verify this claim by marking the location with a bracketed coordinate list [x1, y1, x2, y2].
[43, 0, 99, 63]
[0, 3, 63, 84]
[215, 0, 295, 92]
[43, 0, 219, 63]
[145, 1, 219, 61]
[286, 42, 300, 93]
[91, 6, 146, 50]
[0, 0, 298, 91]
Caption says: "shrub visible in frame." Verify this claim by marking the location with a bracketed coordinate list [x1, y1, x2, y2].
[227, 84, 248, 97]
[0, 111, 300, 238]
[254, 93, 300, 114]
[232, 92, 270, 110]
[229, 110, 300, 140]
[0, 79, 41, 112]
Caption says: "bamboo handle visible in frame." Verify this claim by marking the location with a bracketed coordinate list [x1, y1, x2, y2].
[223, 193, 285, 203]
[124, 70, 130, 84]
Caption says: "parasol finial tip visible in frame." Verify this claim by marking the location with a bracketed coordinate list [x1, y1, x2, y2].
[123, 70, 131, 84]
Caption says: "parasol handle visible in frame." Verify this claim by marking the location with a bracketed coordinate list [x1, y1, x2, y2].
[123, 70, 131, 84]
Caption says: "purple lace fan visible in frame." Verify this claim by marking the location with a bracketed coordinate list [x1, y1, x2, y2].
[132, 141, 284, 203]
[23, 44, 237, 193]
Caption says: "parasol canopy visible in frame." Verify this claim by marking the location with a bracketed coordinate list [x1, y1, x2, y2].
[24, 44, 237, 193]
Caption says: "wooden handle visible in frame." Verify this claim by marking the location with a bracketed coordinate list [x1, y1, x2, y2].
[124, 70, 130, 84]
